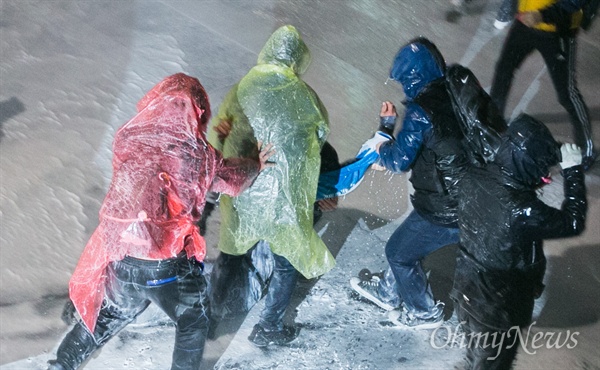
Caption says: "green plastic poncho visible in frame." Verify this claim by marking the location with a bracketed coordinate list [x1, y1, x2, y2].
[210, 25, 334, 279]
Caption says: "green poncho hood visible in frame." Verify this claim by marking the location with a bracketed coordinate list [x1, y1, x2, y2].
[210, 25, 333, 279]
[257, 25, 311, 75]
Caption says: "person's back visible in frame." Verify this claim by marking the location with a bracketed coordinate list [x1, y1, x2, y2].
[210, 25, 334, 347]
[48, 73, 266, 370]
[452, 114, 587, 368]
[216, 26, 333, 278]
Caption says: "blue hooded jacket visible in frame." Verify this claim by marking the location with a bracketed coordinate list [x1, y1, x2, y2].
[379, 38, 468, 226]
[378, 38, 446, 174]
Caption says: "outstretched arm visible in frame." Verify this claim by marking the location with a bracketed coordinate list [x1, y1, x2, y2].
[210, 143, 275, 196]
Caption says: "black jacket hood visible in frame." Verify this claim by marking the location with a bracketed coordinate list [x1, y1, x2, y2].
[494, 114, 561, 188]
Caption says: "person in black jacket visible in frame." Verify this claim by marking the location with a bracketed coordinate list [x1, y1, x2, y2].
[451, 114, 587, 369]
[490, 0, 595, 170]
[350, 37, 507, 329]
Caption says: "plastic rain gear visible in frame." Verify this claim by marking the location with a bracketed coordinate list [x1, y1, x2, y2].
[451, 114, 587, 330]
[210, 25, 334, 279]
[446, 65, 507, 166]
[379, 38, 508, 226]
[379, 38, 467, 226]
[69, 73, 260, 333]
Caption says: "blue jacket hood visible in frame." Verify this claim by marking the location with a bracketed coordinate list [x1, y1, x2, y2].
[389, 37, 446, 100]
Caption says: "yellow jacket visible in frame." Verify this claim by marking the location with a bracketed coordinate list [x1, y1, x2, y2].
[519, 0, 583, 32]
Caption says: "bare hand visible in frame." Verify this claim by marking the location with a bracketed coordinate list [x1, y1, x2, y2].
[517, 11, 542, 28]
[257, 141, 275, 171]
[371, 163, 386, 171]
[380, 101, 396, 117]
[317, 197, 338, 211]
[214, 119, 233, 141]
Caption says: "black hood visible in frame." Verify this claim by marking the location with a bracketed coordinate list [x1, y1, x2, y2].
[494, 114, 561, 188]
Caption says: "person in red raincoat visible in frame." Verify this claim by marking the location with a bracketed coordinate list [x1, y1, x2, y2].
[48, 73, 272, 370]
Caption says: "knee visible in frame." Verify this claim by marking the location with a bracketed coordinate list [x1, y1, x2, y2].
[384, 242, 398, 263]
[385, 244, 414, 266]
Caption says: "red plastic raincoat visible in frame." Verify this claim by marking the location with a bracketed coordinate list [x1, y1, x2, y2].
[69, 73, 260, 333]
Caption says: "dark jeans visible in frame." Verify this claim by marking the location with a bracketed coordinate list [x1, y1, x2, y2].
[384, 210, 459, 317]
[258, 250, 299, 331]
[455, 304, 519, 370]
[490, 21, 593, 158]
[51, 255, 209, 370]
[210, 240, 274, 319]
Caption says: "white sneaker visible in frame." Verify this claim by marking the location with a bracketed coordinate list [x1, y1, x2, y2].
[494, 19, 510, 30]
[350, 277, 395, 311]
[388, 302, 445, 330]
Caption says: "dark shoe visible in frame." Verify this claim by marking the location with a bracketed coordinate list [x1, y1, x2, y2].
[248, 324, 299, 347]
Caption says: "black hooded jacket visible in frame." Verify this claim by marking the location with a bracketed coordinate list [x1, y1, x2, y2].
[451, 114, 587, 330]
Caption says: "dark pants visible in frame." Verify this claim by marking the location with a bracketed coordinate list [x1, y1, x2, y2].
[258, 250, 299, 331]
[51, 255, 209, 370]
[490, 21, 593, 158]
[384, 210, 459, 316]
[210, 241, 274, 319]
[455, 304, 519, 370]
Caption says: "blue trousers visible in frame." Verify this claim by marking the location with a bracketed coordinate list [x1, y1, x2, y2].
[379, 210, 459, 317]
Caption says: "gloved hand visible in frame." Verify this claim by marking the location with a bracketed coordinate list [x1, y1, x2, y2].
[559, 143, 583, 169]
[357, 131, 392, 158]
[378, 101, 397, 136]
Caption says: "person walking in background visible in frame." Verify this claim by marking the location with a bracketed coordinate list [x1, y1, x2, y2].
[47, 73, 273, 370]
[351, 37, 507, 330]
[449, 0, 517, 29]
[451, 114, 587, 369]
[208, 25, 335, 347]
[490, 0, 595, 170]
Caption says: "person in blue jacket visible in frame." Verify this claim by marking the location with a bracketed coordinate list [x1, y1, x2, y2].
[350, 37, 471, 329]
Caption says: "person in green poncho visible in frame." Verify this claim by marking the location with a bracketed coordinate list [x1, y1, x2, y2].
[208, 25, 335, 347]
